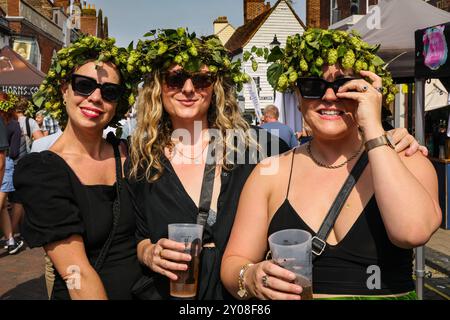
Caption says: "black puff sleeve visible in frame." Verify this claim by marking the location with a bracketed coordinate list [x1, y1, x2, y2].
[13, 152, 85, 248]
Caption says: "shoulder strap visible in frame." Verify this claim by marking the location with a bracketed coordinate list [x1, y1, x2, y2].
[197, 141, 216, 226]
[94, 133, 123, 271]
[312, 152, 369, 260]
[286, 149, 296, 199]
[25, 117, 31, 138]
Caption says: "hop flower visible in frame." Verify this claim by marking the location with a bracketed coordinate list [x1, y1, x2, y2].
[341, 49, 355, 69]
[299, 59, 308, 72]
[157, 42, 168, 55]
[315, 57, 324, 67]
[277, 74, 288, 90]
[208, 65, 218, 73]
[289, 71, 298, 84]
[181, 52, 189, 62]
[188, 46, 198, 57]
[174, 55, 183, 64]
[327, 49, 338, 65]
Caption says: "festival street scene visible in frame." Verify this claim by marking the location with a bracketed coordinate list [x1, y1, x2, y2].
[0, 0, 449, 304]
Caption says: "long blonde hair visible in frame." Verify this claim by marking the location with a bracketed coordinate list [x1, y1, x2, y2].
[128, 71, 259, 182]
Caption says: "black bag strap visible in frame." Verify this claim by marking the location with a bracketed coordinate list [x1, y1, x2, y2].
[196, 141, 216, 227]
[312, 152, 369, 260]
[25, 117, 31, 139]
[94, 133, 123, 271]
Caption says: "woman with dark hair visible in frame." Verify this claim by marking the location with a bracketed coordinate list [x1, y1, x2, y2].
[14, 35, 143, 299]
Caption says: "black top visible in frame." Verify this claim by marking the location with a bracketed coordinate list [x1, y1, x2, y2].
[268, 152, 415, 295]
[0, 118, 8, 151]
[14, 148, 143, 300]
[6, 120, 21, 160]
[127, 130, 289, 300]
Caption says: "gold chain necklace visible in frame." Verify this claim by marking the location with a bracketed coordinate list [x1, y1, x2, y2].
[173, 141, 209, 160]
[306, 140, 364, 169]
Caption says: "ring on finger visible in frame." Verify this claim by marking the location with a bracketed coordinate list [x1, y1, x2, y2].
[262, 275, 269, 288]
[374, 86, 384, 94]
[159, 248, 164, 258]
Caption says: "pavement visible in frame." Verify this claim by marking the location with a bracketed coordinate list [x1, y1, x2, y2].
[0, 229, 449, 300]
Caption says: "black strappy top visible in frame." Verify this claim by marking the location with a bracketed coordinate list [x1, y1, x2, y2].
[267, 151, 415, 295]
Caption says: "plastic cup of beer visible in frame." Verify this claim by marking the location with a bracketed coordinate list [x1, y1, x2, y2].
[268, 229, 313, 300]
[168, 223, 203, 299]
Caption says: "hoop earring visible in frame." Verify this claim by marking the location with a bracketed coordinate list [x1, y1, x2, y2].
[63, 100, 67, 106]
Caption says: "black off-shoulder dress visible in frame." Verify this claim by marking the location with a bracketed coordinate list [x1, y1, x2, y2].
[13, 148, 143, 300]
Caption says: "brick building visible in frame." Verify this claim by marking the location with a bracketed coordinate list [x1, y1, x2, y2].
[307, 0, 450, 29]
[53, 0, 108, 38]
[427, 0, 450, 11]
[244, 0, 271, 23]
[0, 0, 64, 72]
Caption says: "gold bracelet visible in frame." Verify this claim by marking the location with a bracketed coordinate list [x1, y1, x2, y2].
[237, 263, 254, 299]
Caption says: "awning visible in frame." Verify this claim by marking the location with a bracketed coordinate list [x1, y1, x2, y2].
[0, 46, 45, 98]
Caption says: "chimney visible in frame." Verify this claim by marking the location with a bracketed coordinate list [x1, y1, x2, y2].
[213, 16, 229, 35]
[306, 0, 321, 28]
[53, 0, 71, 13]
[244, 0, 270, 23]
[6, 0, 20, 16]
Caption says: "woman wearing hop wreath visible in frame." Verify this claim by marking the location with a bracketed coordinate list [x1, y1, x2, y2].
[221, 29, 441, 300]
[127, 28, 423, 300]
[13, 35, 143, 299]
[126, 28, 286, 300]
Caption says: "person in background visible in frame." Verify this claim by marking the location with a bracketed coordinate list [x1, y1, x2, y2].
[0, 93, 23, 254]
[42, 112, 60, 136]
[261, 105, 298, 149]
[35, 110, 46, 134]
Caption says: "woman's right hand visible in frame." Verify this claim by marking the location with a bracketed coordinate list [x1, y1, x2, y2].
[142, 238, 192, 281]
[245, 261, 303, 300]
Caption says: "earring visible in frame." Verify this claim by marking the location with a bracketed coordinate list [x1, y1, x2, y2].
[63, 100, 67, 106]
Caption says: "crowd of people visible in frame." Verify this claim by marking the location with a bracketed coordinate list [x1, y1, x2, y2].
[0, 27, 441, 300]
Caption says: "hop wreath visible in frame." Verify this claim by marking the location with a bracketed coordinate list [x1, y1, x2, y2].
[131, 28, 250, 91]
[247, 29, 398, 104]
[33, 35, 140, 128]
[0, 92, 19, 112]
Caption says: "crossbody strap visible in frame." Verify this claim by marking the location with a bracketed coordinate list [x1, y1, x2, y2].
[197, 141, 216, 227]
[312, 152, 369, 260]
[94, 133, 123, 271]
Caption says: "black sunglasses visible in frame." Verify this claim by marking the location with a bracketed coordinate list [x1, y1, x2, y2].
[296, 77, 358, 99]
[164, 70, 216, 90]
[71, 74, 123, 102]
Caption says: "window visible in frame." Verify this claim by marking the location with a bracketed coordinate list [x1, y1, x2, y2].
[350, 0, 360, 15]
[330, 0, 340, 24]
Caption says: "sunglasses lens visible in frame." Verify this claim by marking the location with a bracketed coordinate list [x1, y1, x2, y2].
[298, 79, 326, 98]
[165, 72, 188, 89]
[101, 84, 122, 102]
[72, 76, 96, 96]
[192, 73, 215, 89]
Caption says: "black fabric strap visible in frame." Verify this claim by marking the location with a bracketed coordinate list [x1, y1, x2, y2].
[312, 152, 369, 260]
[94, 133, 123, 271]
[197, 141, 216, 226]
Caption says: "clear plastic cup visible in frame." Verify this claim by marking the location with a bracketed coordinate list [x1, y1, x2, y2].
[268, 229, 313, 300]
[168, 223, 203, 299]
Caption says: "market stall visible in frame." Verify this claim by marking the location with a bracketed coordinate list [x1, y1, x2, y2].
[0, 46, 45, 98]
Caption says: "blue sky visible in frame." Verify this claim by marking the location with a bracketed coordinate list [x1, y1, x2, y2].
[87, 0, 306, 47]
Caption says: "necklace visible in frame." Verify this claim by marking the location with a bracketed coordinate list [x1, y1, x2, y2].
[306, 140, 364, 169]
[173, 141, 209, 160]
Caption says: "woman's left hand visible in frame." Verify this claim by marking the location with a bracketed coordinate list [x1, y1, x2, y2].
[336, 70, 384, 136]
[388, 127, 428, 157]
